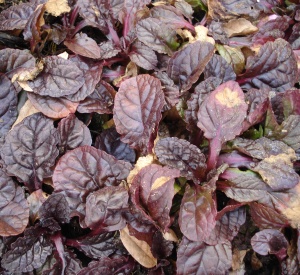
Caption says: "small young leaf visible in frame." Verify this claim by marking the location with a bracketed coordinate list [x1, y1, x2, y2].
[95, 127, 136, 163]
[77, 80, 115, 114]
[155, 137, 206, 182]
[251, 229, 288, 259]
[136, 18, 179, 55]
[204, 54, 236, 82]
[57, 114, 92, 154]
[167, 40, 214, 92]
[129, 41, 158, 70]
[185, 77, 221, 131]
[39, 193, 70, 224]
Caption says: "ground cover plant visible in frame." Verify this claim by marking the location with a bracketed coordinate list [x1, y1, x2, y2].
[1, 0, 300, 274]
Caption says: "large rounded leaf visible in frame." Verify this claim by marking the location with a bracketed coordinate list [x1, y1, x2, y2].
[1, 113, 59, 190]
[53, 146, 132, 223]
[28, 56, 85, 97]
[113, 74, 164, 155]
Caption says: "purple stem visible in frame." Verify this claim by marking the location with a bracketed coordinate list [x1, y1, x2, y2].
[73, 20, 89, 35]
[69, 7, 80, 27]
[207, 131, 222, 171]
[51, 233, 66, 274]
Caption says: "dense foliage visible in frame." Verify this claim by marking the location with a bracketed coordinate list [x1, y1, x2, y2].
[1, 0, 300, 274]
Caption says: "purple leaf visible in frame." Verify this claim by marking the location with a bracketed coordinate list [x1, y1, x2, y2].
[1, 113, 59, 190]
[204, 54, 236, 82]
[77, 0, 113, 34]
[237, 39, 298, 92]
[130, 164, 180, 231]
[185, 77, 221, 131]
[0, 75, 18, 143]
[0, 48, 35, 77]
[95, 127, 136, 163]
[153, 71, 180, 110]
[252, 157, 299, 191]
[27, 92, 79, 119]
[113, 74, 164, 155]
[250, 202, 289, 229]
[53, 146, 132, 224]
[43, 250, 82, 275]
[231, 137, 295, 160]
[177, 237, 232, 275]
[167, 40, 214, 92]
[22, 4, 45, 48]
[0, 168, 29, 237]
[251, 229, 288, 260]
[66, 232, 116, 259]
[219, 168, 269, 202]
[197, 80, 248, 169]
[129, 41, 158, 70]
[289, 22, 300, 50]
[85, 186, 129, 231]
[179, 184, 217, 242]
[1, 226, 52, 273]
[149, 5, 194, 31]
[28, 56, 85, 97]
[242, 88, 269, 132]
[252, 15, 290, 45]
[205, 207, 246, 245]
[77, 80, 115, 114]
[0, 2, 35, 31]
[77, 256, 135, 275]
[57, 114, 92, 154]
[154, 137, 206, 182]
[98, 41, 121, 59]
[136, 18, 179, 55]
[39, 193, 70, 224]
[64, 33, 101, 59]
[67, 56, 103, 102]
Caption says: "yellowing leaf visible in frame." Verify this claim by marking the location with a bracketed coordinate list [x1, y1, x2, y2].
[216, 44, 245, 75]
[45, 0, 70, 17]
[223, 18, 258, 38]
[151, 176, 172, 190]
[12, 100, 39, 128]
[120, 226, 157, 268]
[127, 155, 155, 185]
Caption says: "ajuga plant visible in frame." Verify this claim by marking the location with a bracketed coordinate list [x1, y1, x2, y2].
[1, 0, 300, 274]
